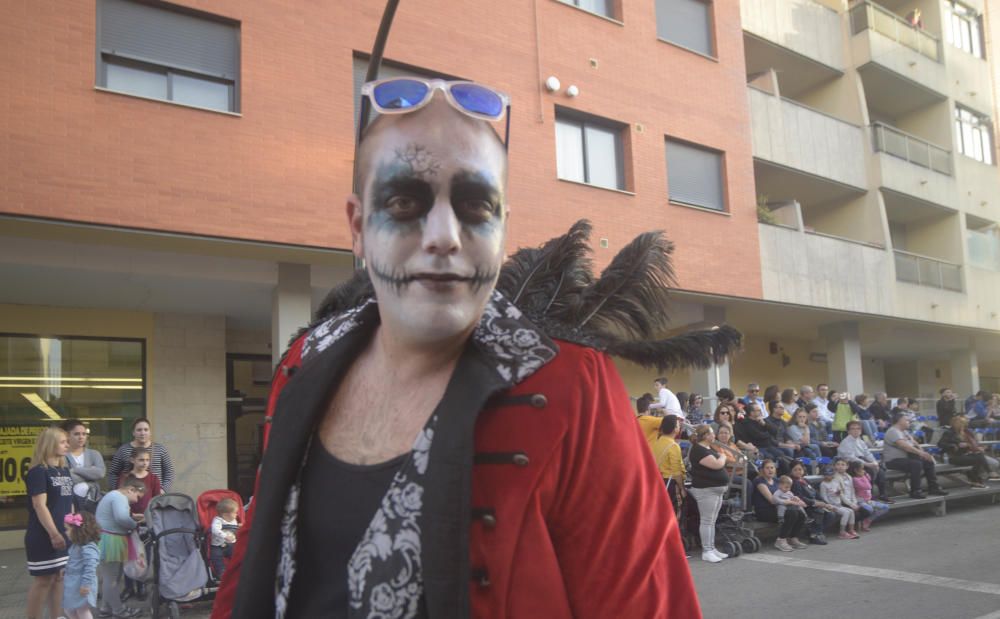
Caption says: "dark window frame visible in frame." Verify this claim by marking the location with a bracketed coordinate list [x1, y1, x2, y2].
[555, 108, 628, 191]
[95, 0, 241, 113]
[665, 136, 727, 212]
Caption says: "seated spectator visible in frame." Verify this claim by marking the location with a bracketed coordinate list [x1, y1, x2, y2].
[687, 393, 705, 425]
[869, 392, 892, 430]
[650, 415, 686, 513]
[797, 385, 814, 410]
[741, 383, 766, 417]
[936, 388, 959, 428]
[716, 387, 745, 416]
[762, 385, 781, 411]
[884, 411, 947, 499]
[765, 401, 799, 457]
[781, 388, 799, 416]
[688, 425, 732, 563]
[772, 476, 808, 525]
[805, 403, 839, 456]
[736, 404, 789, 468]
[714, 423, 757, 482]
[788, 460, 836, 545]
[833, 457, 873, 527]
[786, 409, 820, 460]
[710, 404, 734, 434]
[938, 416, 994, 488]
[814, 384, 832, 414]
[751, 460, 808, 551]
[818, 465, 858, 540]
[848, 460, 889, 531]
[968, 391, 1000, 428]
[838, 421, 891, 502]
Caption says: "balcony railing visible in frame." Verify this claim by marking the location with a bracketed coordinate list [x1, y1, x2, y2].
[873, 122, 953, 175]
[894, 250, 963, 291]
[850, 1, 942, 62]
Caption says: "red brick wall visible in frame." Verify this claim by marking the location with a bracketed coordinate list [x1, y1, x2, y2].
[0, 0, 761, 298]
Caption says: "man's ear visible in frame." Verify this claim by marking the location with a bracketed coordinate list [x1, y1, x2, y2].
[347, 194, 364, 259]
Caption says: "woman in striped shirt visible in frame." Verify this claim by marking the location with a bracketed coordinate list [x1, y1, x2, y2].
[108, 417, 175, 491]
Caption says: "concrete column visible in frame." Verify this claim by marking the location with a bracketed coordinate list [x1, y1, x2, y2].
[688, 306, 732, 400]
[820, 321, 864, 395]
[271, 262, 312, 366]
[950, 348, 980, 398]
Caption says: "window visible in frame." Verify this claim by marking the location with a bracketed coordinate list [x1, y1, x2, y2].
[655, 0, 714, 57]
[666, 138, 725, 211]
[555, 111, 626, 191]
[945, 1, 984, 58]
[97, 0, 240, 112]
[955, 105, 994, 165]
[560, 0, 616, 20]
[0, 334, 145, 530]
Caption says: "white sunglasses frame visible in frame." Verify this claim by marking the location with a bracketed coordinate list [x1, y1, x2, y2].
[361, 77, 510, 122]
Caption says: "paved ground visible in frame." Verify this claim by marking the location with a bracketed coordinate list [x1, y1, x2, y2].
[690, 495, 1000, 619]
[2, 495, 998, 618]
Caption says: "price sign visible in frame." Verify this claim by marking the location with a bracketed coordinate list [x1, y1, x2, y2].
[0, 426, 42, 497]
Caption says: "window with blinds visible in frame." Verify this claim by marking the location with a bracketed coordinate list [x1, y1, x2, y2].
[97, 0, 240, 113]
[555, 110, 626, 191]
[666, 138, 725, 211]
[655, 0, 715, 57]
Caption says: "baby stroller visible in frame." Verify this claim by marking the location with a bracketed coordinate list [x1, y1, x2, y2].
[711, 448, 761, 556]
[145, 493, 211, 619]
[196, 489, 246, 582]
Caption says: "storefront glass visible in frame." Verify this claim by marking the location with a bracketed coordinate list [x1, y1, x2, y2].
[0, 334, 145, 529]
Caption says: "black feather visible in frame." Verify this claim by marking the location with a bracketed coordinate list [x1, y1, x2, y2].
[601, 325, 743, 371]
[496, 219, 593, 319]
[313, 269, 374, 324]
[575, 231, 675, 339]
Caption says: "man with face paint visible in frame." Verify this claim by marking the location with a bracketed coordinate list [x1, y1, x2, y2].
[213, 85, 703, 619]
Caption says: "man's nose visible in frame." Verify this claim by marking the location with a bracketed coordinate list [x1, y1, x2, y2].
[422, 197, 461, 256]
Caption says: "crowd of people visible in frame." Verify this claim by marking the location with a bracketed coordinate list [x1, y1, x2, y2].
[21, 417, 205, 619]
[636, 378, 1000, 561]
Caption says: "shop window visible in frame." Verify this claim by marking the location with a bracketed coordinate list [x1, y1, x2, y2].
[97, 0, 240, 112]
[0, 335, 145, 530]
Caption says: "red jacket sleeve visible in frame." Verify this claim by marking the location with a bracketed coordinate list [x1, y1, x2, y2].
[547, 350, 702, 618]
[211, 336, 306, 619]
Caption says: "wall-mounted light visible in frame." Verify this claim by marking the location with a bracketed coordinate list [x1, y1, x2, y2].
[544, 76, 561, 92]
[566, 84, 579, 98]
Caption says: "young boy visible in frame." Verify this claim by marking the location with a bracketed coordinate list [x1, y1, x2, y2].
[772, 475, 808, 521]
[119, 447, 162, 522]
[819, 465, 859, 539]
[210, 498, 240, 580]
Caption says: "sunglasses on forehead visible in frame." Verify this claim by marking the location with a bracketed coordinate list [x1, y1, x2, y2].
[358, 77, 511, 149]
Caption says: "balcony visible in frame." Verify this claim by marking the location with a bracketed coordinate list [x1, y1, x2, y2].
[759, 223, 893, 314]
[894, 250, 963, 291]
[850, 1, 947, 116]
[873, 123, 956, 208]
[742, 0, 844, 97]
[749, 87, 867, 189]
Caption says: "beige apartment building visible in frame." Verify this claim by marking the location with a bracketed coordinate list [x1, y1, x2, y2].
[692, 0, 1000, 403]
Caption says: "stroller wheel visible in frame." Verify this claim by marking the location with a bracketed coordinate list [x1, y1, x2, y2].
[741, 537, 756, 554]
[749, 537, 762, 553]
[730, 540, 743, 557]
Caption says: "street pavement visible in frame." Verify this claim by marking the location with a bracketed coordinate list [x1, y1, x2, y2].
[690, 496, 1000, 619]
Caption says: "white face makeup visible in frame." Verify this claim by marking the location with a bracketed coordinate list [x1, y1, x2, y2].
[350, 97, 507, 347]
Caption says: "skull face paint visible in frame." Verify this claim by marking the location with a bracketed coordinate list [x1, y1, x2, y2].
[349, 96, 508, 347]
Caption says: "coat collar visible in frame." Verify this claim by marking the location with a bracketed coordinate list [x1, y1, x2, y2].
[233, 290, 557, 619]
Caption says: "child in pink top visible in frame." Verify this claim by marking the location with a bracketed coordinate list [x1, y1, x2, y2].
[848, 461, 890, 531]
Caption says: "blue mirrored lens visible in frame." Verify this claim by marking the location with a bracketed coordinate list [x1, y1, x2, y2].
[450, 83, 503, 118]
[372, 79, 429, 110]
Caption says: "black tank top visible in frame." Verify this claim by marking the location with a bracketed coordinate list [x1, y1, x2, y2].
[284, 438, 410, 617]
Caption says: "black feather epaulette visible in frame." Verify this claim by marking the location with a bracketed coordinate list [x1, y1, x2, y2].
[305, 220, 742, 370]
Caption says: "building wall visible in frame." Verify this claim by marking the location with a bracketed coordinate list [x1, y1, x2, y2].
[0, 0, 760, 298]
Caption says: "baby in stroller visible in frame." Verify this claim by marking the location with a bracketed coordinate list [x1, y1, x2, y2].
[209, 498, 240, 579]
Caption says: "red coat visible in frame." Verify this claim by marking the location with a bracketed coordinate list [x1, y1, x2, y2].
[212, 311, 700, 618]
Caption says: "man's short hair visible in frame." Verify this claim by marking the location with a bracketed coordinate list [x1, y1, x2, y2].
[800, 385, 813, 393]
[636, 396, 651, 415]
[654, 377, 668, 385]
[804, 403, 818, 413]
[845, 420, 862, 431]
[121, 477, 146, 493]
[747, 382, 759, 389]
[940, 387, 951, 395]
[891, 410, 908, 425]
[817, 383, 829, 390]
[659, 415, 679, 436]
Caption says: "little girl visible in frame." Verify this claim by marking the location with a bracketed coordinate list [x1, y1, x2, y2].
[848, 460, 890, 531]
[819, 465, 859, 539]
[62, 512, 100, 619]
[119, 447, 162, 521]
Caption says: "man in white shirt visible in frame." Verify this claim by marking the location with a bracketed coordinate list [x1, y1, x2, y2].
[649, 377, 684, 418]
[813, 383, 834, 427]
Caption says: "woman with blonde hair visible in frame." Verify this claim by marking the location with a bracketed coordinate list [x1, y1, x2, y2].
[687, 424, 732, 563]
[24, 425, 73, 619]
